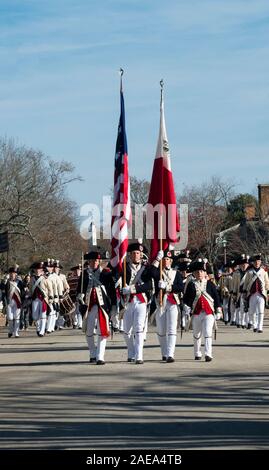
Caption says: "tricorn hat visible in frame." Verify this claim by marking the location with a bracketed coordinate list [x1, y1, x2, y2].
[8, 266, 18, 274]
[84, 251, 102, 260]
[53, 260, 63, 269]
[30, 261, 44, 270]
[253, 253, 262, 261]
[70, 264, 82, 271]
[188, 258, 207, 272]
[163, 249, 174, 259]
[127, 242, 147, 253]
[236, 253, 249, 265]
[177, 261, 190, 271]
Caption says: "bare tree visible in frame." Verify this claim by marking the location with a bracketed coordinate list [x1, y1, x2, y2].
[178, 177, 236, 262]
[0, 138, 83, 271]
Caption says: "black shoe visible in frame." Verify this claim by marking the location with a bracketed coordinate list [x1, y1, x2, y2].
[89, 358, 96, 363]
[166, 357, 175, 363]
[96, 360, 105, 365]
[230, 321, 236, 326]
[113, 327, 119, 333]
[195, 356, 202, 360]
[8, 333, 12, 338]
[205, 355, 212, 362]
[162, 356, 167, 361]
[257, 330, 263, 333]
[236, 324, 241, 328]
[135, 360, 144, 364]
[253, 328, 257, 332]
[127, 358, 135, 363]
[224, 321, 229, 325]
[247, 323, 252, 330]
[241, 325, 245, 329]
[73, 325, 77, 329]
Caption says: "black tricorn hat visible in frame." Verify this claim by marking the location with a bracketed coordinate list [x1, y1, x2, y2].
[30, 261, 44, 270]
[53, 260, 63, 269]
[163, 249, 174, 259]
[253, 253, 262, 261]
[188, 258, 207, 272]
[44, 258, 54, 268]
[175, 250, 192, 263]
[236, 254, 249, 264]
[127, 242, 147, 253]
[177, 261, 190, 271]
[8, 266, 18, 274]
[70, 264, 82, 271]
[84, 251, 102, 260]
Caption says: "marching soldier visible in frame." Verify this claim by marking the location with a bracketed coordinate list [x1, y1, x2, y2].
[30, 262, 54, 337]
[54, 260, 70, 329]
[5, 267, 23, 338]
[243, 254, 269, 333]
[183, 259, 222, 362]
[68, 264, 82, 329]
[232, 254, 249, 328]
[44, 259, 58, 333]
[218, 262, 234, 325]
[77, 251, 114, 365]
[118, 242, 152, 364]
[178, 262, 193, 330]
[151, 249, 184, 362]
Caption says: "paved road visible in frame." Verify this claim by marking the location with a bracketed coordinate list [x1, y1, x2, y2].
[0, 316, 268, 450]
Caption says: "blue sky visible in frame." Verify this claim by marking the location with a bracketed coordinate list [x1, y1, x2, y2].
[1, 0, 269, 211]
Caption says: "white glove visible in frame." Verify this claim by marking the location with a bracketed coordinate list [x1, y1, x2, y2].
[215, 307, 222, 320]
[121, 286, 131, 295]
[77, 293, 85, 304]
[156, 250, 164, 261]
[183, 304, 191, 316]
[158, 280, 167, 289]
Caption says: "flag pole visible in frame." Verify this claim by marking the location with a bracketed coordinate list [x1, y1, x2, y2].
[119, 67, 127, 288]
[159, 79, 164, 307]
[81, 251, 84, 295]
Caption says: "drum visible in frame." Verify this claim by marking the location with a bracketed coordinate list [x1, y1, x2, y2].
[59, 293, 76, 317]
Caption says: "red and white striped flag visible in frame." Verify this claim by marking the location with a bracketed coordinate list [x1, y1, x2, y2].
[148, 83, 179, 261]
[110, 73, 131, 271]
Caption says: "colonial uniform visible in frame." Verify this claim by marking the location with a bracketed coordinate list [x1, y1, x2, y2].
[218, 262, 234, 325]
[243, 254, 269, 333]
[69, 265, 82, 329]
[118, 243, 152, 364]
[30, 262, 54, 337]
[5, 267, 23, 338]
[232, 255, 249, 328]
[54, 260, 70, 329]
[151, 250, 184, 362]
[44, 259, 58, 333]
[183, 260, 221, 361]
[77, 251, 114, 364]
[177, 260, 194, 330]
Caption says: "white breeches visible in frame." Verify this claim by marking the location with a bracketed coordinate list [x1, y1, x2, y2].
[85, 304, 106, 361]
[192, 311, 215, 358]
[156, 301, 178, 358]
[123, 297, 147, 361]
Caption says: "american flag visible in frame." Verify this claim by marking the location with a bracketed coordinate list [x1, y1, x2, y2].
[110, 74, 131, 271]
